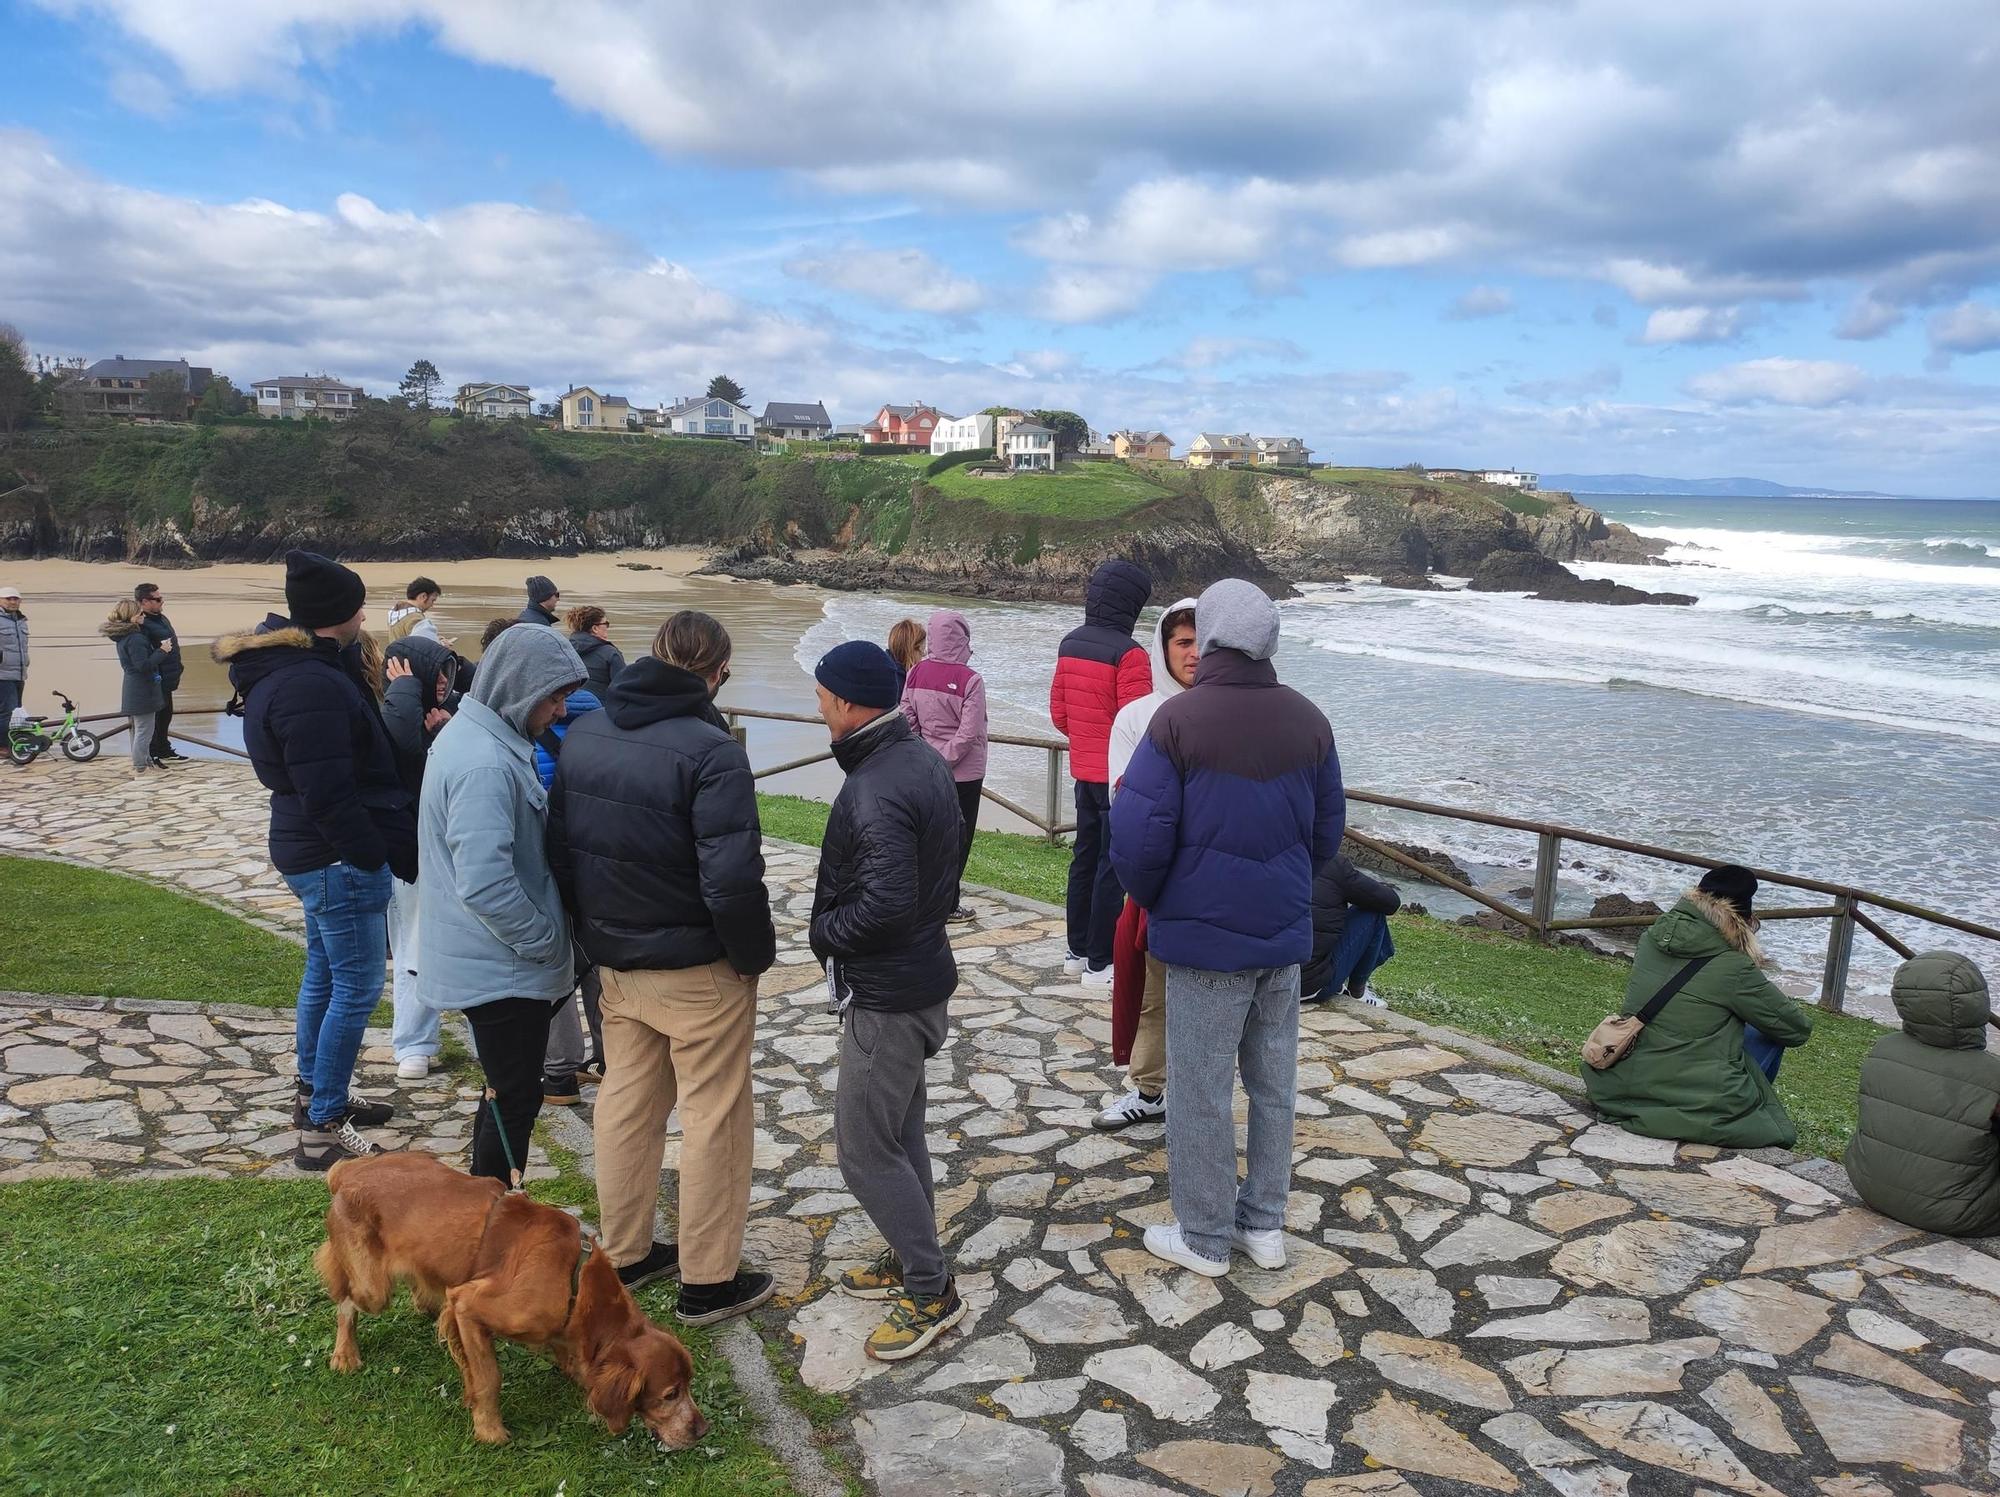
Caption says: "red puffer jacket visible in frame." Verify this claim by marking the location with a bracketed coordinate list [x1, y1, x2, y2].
[1049, 559, 1152, 783]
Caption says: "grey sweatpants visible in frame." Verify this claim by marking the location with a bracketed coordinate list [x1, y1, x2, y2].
[836, 1001, 950, 1297]
[1164, 962, 1301, 1262]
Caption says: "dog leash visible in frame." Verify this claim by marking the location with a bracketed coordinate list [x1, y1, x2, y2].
[485, 1087, 524, 1192]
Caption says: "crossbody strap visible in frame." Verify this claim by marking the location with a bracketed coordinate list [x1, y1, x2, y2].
[1635, 954, 1716, 1025]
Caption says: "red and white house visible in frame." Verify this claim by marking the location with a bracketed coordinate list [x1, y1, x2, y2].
[861, 402, 944, 446]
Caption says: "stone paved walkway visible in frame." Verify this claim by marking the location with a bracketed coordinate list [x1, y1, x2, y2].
[7, 757, 2000, 1495]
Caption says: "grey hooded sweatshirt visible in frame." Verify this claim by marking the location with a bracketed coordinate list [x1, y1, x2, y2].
[414, 625, 586, 1012]
[1106, 595, 1198, 796]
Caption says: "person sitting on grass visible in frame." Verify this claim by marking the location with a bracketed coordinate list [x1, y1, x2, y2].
[1582, 865, 1815, 1149]
[1301, 853, 1401, 1008]
[1845, 951, 2000, 1238]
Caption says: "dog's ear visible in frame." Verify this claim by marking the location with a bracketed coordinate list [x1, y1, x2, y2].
[585, 1352, 649, 1435]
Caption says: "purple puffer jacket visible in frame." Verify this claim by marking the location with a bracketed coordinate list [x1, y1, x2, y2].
[900, 609, 988, 782]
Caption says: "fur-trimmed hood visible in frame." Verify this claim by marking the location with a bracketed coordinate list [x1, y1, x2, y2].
[212, 615, 315, 662]
[1660, 886, 1769, 967]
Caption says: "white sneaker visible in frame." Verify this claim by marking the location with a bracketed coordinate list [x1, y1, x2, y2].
[396, 1056, 430, 1080]
[1062, 951, 1088, 976]
[1351, 986, 1389, 1009]
[1080, 963, 1113, 989]
[1092, 1088, 1166, 1131]
[1143, 1222, 1230, 1278]
[1233, 1227, 1288, 1270]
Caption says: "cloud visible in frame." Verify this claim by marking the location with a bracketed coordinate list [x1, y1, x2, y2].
[1445, 285, 1513, 320]
[1928, 300, 2000, 357]
[1507, 364, 1622, 402]
[1029, 267, 1157, 325]
[1639, 306, 1747, 345]
[1154, 336, 1307, 371]
[1686, 357, 1867, 407]
[783, 245, 985, 316]
[1835, 297, 1905, 340]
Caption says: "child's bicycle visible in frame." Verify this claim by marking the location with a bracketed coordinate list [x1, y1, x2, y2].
[6, 691, 101, 766]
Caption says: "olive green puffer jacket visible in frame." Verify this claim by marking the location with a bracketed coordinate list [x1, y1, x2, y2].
[1582, 890, 1815, 1148]
[1844, 952, 2000, 1237]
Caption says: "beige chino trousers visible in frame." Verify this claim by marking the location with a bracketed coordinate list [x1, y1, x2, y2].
[593, 960, 758, 1283]
[1128, 952, 1168, 1096]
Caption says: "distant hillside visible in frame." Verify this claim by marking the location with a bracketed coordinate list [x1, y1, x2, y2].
[1542, 472, 1900, 499]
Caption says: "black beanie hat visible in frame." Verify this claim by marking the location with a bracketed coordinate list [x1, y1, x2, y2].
[285, 550, 366, 630]
[814, 639, 903, 709]
[1697, 864, 1759, 922]
[526, 575, 558, 606]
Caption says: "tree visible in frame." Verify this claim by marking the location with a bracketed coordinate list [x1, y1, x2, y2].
[1031, 408, 1090, 457]
[705, 374, 747, 406]
[0, 324, 35, 445]
[399, 359, 442, 409]
[195, 375, 245, 421]
[144, 366, 187, 420]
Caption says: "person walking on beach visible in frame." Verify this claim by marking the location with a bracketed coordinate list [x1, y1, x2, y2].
[886, 617, 926, 674]
[549, 611, 778, 1322]
[900, 609, 988, 916]
[132, 583, 188, 766]
[415, 623, 586, 1186]
[812, 641, 966, 1361]
[1051, 559, 1153, 987]
[1095, 595, 1196, 1131]
[1111, 579, 1344, 1277]
[565, 605, 626, 694]
[379, 633, 460, 1078]
[385, 576, 442, 642]
[215, 551, 416, 1170]
[102, 598, 173, 780]
[519, 575, 561, 626]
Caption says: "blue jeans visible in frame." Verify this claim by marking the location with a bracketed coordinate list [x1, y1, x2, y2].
[1742, 1024, 1784, 1081]
[1312, 911, 1396, 1000]
[1164, 962, 1301, 1262]
[0, 679, 20, 721]
[1065, 781, 1124, 969]
[283, 862, 394, 1126]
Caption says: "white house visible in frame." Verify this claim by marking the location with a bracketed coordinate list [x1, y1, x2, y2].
[1478, 469, 1539, 490]
[1005, 421, 1057, 471]
[662, 394, 755, 442]
[254, 375, 364, 420]
[929, 412, 995, 455]
[1252, 435, 1313, 468]
[455, 382, 533, 419]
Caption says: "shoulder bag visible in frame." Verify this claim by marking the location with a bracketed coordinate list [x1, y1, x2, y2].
[1582, 954, 1716, 1071]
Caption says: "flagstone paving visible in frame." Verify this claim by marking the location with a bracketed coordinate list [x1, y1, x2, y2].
[9, 758, 2000, 1494]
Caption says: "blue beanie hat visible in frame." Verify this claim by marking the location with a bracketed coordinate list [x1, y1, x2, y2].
[815, 640, 902, 709]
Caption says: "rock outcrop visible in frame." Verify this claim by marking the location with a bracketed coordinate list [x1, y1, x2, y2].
[1468, 552, 1696, 606]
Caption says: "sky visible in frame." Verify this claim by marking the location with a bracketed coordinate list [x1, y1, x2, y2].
[2, 0, 1998, 495]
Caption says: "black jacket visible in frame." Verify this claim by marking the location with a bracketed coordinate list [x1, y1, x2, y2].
[1301, 853, 1401, 995]
[517, 603, 558, 626]
[140, 611, 184, 690]
[810, 712, 960, 1012]
[547, 656, 774, 976]
[216, 615, 416, 881]
[568, 630, 626, 694]
[380, 634, 462, 801]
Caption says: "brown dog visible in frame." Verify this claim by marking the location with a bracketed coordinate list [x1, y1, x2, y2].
[315, 1152, 706, 1447]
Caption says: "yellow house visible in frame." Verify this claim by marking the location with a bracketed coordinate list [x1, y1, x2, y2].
[559, 385, 633, 432]
[1111, 429, 1173, 460]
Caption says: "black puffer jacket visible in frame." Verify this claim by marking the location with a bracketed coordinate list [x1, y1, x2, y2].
[810, 711, 961, 1012]
[1301, 853, 1401, 995]
[547, 656, 774, 976]
[380, 634, 462, 800]
[568, 630, 626, 694]
[216, 614, 416, 881]
[140, 611, 184, 689]
[517, 602, 558, 626]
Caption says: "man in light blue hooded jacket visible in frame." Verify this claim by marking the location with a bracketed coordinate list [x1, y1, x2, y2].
[416, 623, 586, 1184]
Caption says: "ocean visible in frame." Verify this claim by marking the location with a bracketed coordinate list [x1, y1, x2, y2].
[801, 494, 2000, 1016]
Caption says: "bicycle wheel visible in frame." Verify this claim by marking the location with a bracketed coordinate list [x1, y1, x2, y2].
[6, 737, 40, 766]
[62, 729, 101, 763]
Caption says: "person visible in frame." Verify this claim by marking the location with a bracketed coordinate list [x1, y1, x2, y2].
[549, 610, 779, 1323]
[530, 681, 604, 1106]
[566, 605, 626, 694]
[414, 624, 586, 1187]
[1301, 854, 1401, 1006]
[379, 634, 461, 1079]
[101, 598, 172, 780]
[811, 640, 965, 1362]
[1581, 865, 1815, 1148]
[385, 576, 442, 642]
[520, 575, 561, 626]
[133, 583, 188, 766]
[886, 617, 926, 674]
[1095, 595, 1197, 1131]
[1110, 578, 1344, 1278]
[1845, 952, 2000, 1237]
[1050, 559, 1153, 987]
[0, 585, 28, 725]
[215, 551, 416, 1170]
[899, 609, 988, 915]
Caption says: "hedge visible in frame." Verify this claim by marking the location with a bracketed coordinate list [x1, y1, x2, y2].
[859, 441, 916, 456]
[923, 446, 993, 477]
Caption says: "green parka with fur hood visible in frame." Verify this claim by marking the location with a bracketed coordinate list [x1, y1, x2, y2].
[1582, 888, 1815, 1148]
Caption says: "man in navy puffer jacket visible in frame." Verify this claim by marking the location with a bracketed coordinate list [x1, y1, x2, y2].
[1110, 578, 1343, 1278]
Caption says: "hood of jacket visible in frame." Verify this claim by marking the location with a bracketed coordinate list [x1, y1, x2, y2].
[602, 655, 723, 732]
[1084, 559, 1152, 635]
[471, 622, 586, 736]
[1892, 950, 1993, 1050]
[926, 609, 972, 666]
[1145, 595, 1199, 698]
[1648, 887, 1767, 966]
[213, 615, 327, 690]
[100, 615, 145, 640]
[385, 634, 458, 704]
[570, 630, 616, 661]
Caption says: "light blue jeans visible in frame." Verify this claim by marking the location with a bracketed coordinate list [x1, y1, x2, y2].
[1164, 962, 1301, 1263]
[282, 861, 394, 1126]
[387, 877, 440, 1060]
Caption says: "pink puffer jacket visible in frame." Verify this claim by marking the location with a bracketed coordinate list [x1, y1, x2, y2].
[900, 609, 988, 781]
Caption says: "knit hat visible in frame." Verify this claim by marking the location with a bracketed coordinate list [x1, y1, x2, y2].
[1194, 578, 1281, 661]
[526, 575, 559, 607]
[284, 550, 366, 630]
[1697, 864, 1759, 922]
[814, 640, 902, 709]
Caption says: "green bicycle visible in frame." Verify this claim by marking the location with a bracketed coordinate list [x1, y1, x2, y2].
[6, 691, 101, 766]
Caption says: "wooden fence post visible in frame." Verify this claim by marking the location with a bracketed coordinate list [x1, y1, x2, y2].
[1820, 895, 1856, 1013]
[1531, 831, 1562, 942]
[1044, 746, 1064, 845]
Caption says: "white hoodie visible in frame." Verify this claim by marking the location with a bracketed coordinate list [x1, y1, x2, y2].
[1106, 596, 1198, 799]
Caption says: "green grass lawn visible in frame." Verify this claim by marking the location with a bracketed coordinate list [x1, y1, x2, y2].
[758, 791, 1069, 906]
[925, 460, 1173, 519]
[0, 855, 303, 1006]
[1310, 465, 1560, 517]
[0, 1177, 794, 1497]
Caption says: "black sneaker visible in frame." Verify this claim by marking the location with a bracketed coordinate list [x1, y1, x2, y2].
[156, 750, 192, 764]
[293, 1086, 394, 1130]
[675, 1269, 776, 1327]
[947, 904, 975, 923]
[616, 1241, 681, 1291]
[543, 1073, 581, 1106]
[149, 756, 175, 769]
[295, 1115, 383, 1172]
